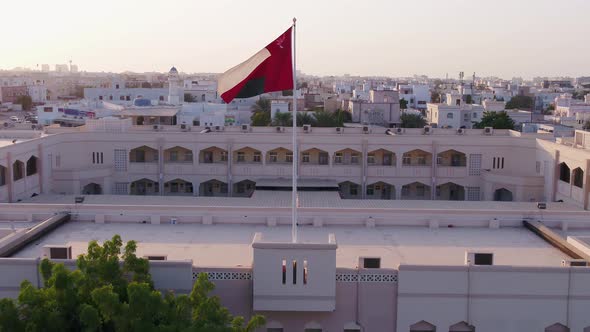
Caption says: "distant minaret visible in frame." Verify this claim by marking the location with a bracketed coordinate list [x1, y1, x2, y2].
[168, 66, 181, 105]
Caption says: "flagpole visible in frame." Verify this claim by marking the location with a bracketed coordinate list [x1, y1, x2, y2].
[291, 17, 298, 244]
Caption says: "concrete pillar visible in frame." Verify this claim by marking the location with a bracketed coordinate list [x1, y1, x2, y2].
[431, 141, 437, 200]
[584, 159, 590, 210]
[37, 144, 43, 193]
[227, 140, 233, 197]
[157, 138, 164, 196]
[6, 152, 13, 203]
[395, 185, 402, 200]
[552, 150, 560, 202]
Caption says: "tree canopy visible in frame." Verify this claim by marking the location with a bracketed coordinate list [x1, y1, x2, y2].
[473, 111, 515, 130]
[399, 98, 408, 110]
[0, 235, 264, 332]
[400, 113, 427, 128]
[505, 95, 534, 110]
[15, 95, 33, 111]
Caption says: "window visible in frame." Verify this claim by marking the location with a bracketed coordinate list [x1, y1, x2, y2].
[270, 152, 278, 163]
[237, 152, 245, 162]
[402, 155, 411, 166]
[473, 112, 478, 118]
[286, 152, 293, 163]
[220, 151, 227, 162]
[282, 259, 286, 284]
[253, 152, 261, 162]
[113, 182, 128, 195]
[145, 255, 167, 261]
[12, 161, 23, 181]
[573, 168, 584, 188]
[469, 154, 481, 176]
[493, 157, 505, 170]
[114, 149, 127, 171]
[120, 96, 125, 101]
[184, 152, 193, 162]
[0, 166, 6, 186]
[170, 151, 178, 162]
[334, 152, 343, 164]
[447, 113, 454, 119]
[99, 96, 103, 100]
[536, 161, 541, 174]
[559, 163, 570, 183]
[303, 260, 308, 284]
[26, 157, 38, 176]
[366, 185, 374, 196]
[292, 260, 297, 284]
[319, 152, 329, 165]
[350, 184, 358, 196]
[474, 253, 493, 265]
[367, 154, 375, 164]
[363, 257, 381, 268]
[467, 187, 480, 201]
[351, 153, 359, 164]
[417, 155, 426, 165]
[92, 152, 104, 164]
[302, 152, 310, 163]
[416, 184, 425, 196]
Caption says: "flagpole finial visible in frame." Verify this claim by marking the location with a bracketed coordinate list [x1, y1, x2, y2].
[293, 17, 297, 25]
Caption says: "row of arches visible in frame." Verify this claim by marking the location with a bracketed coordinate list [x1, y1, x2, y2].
[0, 156, 38, 186]
[82, 179, 514, 201]
[410, 321, 571, 332]
[129, 146, 468, 167]
[558, 162, 584, 188]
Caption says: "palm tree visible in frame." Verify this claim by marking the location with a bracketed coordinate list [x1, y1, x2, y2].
[272, 112, 292, 126]
[313, 110, 336, 127]
[296, 112, 316, 126]
[251, 98, 271, 113]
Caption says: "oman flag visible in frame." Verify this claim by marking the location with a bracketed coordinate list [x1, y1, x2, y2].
[218, 27, 293, 103]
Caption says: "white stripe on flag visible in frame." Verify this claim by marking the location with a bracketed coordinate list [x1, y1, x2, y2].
[217, 48, 271, 96]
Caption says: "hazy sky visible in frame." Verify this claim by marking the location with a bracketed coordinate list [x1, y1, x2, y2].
[3, 0, 589, 78]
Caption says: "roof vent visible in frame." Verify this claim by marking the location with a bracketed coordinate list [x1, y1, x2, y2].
[43, 245, 72, 259]
[562, 259, 588, 267]
[465, 252, 493, 266]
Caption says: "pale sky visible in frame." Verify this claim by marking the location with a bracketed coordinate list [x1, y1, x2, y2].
[3, 0, 589, 78]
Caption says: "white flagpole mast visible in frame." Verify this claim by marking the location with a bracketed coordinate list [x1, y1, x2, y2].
[291, 17, 298, 244]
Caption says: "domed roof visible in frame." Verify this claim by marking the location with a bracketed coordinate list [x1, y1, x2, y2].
[169, 66, 178, 74]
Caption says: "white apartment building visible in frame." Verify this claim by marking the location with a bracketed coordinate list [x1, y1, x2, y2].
[348, 89, 401, 125]
[555, 94, 590, 118]
[426, 94, 485, 129]
[397, 84, 430, 110]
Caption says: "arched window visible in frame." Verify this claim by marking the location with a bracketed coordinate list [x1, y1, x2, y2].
[559, 162, 570, 183]
[410, 320, 436, 332]
[26, 156, 38, 176]
[545, 323, 569, 332]
[572, 167, 584, 188]
[12, 160, 24, 181]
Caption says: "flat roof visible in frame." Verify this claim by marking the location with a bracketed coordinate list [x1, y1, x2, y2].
[19, 192, 582, 211]
[119, 108, 179, 117]
[10, 222, 569, 268]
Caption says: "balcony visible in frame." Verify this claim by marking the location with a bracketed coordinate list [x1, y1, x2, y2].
[436, 166, 468, 178]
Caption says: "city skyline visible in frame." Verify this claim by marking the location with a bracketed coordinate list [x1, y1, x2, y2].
[2, 0, 589, 79]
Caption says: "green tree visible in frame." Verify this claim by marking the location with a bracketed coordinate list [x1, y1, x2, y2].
[505, 95, 534, 110]
[184, 93, 196, 103]
[296, 112, 316, 126]
[473, 111, 515, 130]
[313, 110, 337, 127]
[15, 95, 33, 111]
[272, 112, 292, 126]
[400, 113, 426, 128]
[399, 98, 408, 110]
[333, 109, 352, 126]
[250, 98, 271, 126]
[0, 235, 264, 332]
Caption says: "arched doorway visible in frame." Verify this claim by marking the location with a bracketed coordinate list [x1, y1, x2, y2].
[493, 188, 513, 201]
[82, 183, 102, 195]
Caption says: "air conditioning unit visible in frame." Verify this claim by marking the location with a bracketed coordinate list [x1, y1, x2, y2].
[241, 124, 250, 132]
[395, 127, 404, 134]
[465, 252, 494, 266]
[214, 125, 224, 132]
[303, 124, 312, 133]
[275, 126, 284, 133]
[484, 127, 493, 135]
[423, 125, 432, 135]
[457, 128, 465, 135]
[362, 125, 370, 134]
[152, 124, 160, 131]
[336, 127, 343, 134]
[562, 259, 588, 267]
[43, 245, 72, 259]
[180, 124, 190, 131]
